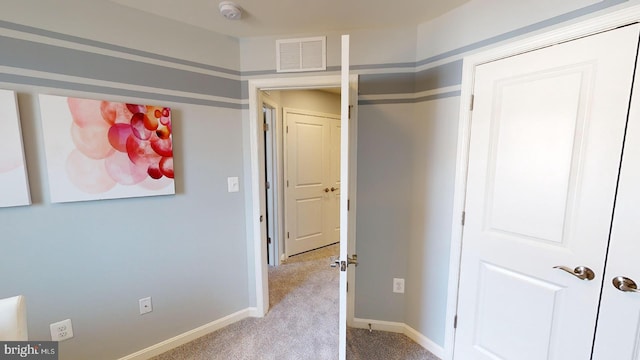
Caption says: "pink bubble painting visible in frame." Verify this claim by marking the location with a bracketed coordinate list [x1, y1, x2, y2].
[39, 94, 175, 203]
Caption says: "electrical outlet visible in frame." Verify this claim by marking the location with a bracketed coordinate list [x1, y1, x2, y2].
[139, 297, 153, 315]
[50, 319, 74, 341]
[393, 278, 405, 294]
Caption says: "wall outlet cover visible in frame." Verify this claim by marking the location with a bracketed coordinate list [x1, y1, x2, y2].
[50, 319, 74, 341]
[139, 297, 153, 315]
[393, 278, 405, 294]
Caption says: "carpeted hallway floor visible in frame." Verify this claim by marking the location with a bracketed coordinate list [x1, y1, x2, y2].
[150, 244, 439, 360]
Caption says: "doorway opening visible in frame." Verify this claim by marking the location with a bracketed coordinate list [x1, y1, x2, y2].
[247, 75, 358, 318]
[263, 89, 342, 266]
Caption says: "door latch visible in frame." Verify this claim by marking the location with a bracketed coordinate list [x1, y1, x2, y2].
[330, 254, 358, 272]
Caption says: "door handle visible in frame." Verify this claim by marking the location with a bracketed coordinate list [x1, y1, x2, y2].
[612, 276, 640, 293]
[553, 265, 595, 281]
[330, 255, 358, 271]
[323, 188, 330, 193]
[331, 187, 339, 192]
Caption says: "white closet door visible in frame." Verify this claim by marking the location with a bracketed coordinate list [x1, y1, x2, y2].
[284, 110, 341, 256]
[592, 33, 640, 360]
[454, 24, 639, 360]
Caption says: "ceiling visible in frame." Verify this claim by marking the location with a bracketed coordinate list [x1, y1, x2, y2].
[110, 0, 470, 38]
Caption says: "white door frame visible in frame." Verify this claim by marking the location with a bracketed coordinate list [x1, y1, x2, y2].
[444, 5, 640, 360]
[248, 75, 358, 317]
[262, 100, 280, 266]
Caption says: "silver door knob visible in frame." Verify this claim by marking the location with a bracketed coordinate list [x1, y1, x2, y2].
[553, 265, 595, 281]
[612, 276, 640, 293]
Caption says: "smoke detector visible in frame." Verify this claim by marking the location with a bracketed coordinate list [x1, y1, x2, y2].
[219, 1, 242, 20]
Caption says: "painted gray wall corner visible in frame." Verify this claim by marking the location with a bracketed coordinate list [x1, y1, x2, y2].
[355, 103, 416, 322]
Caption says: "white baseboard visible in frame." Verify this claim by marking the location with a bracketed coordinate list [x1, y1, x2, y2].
[119, 307, 257, 360]
[119, 311, 441, 360]
[352, 318, 444, 359]
[403, 324, 444, 359]
[352, 317, 405, 333]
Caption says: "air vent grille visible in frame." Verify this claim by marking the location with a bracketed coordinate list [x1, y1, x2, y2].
[276, 37, 326, 73]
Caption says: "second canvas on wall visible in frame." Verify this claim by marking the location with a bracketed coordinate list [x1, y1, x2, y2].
[39, 95, 175, 203]
[0, 89, 31, 207]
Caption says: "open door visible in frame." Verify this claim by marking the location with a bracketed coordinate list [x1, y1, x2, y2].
[338, 34, 354, 360]
[247, 34, 358, 350]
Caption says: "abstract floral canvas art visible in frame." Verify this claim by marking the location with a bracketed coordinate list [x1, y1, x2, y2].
[39, 95, 175, 203]
[0, 89, 31, 207]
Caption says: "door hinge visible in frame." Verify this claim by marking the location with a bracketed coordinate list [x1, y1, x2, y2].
[461, 211, 466, 226]
[267, 237, 272, 244]
[287, 232, 290, 239]
[347, 281, 349, 292]
[286, 180, 289, 187]
[470, 94, 475, 111]
[454, 315, 458, 329]
[266, 181, 271, 190]
[263, 122, 269, 131]
[348, 105, 353, 119]
[347, 199, 350, 211]
[286, 125, 289, 133]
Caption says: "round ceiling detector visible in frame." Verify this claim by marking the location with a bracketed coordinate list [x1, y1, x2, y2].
[219, 1, 242, 20]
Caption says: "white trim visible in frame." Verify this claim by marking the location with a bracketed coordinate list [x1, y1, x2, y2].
[352, 317, 405, 333]
[247, 74, 359, 319]
[404, 324, 445, 359]
[118, 307, 257, 360]
[352, 318, 445, 358]
[358, 85, 462, 101]
[444, 5, 640, 360]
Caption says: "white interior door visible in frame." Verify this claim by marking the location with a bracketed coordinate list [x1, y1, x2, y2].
[592, 39, 640, 360]
[454, 24, 640, 360]
[264, 105, 277, 265]
[284, 109, 340, 257]
[338, 33, 351, 360]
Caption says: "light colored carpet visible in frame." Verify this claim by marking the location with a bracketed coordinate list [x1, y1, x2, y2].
[150, 244, 439, 360]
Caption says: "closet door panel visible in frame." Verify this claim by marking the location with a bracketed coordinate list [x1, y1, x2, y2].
[454, 24, 640, 360]
[592, 37, 640, 360]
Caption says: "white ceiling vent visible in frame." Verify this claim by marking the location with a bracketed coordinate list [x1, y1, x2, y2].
[276, 37, 326, 73]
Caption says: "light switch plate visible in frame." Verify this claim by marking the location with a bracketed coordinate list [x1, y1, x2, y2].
[227, 177, 239, 192]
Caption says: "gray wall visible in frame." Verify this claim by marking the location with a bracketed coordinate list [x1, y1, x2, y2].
[0, 2, 247, 360]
